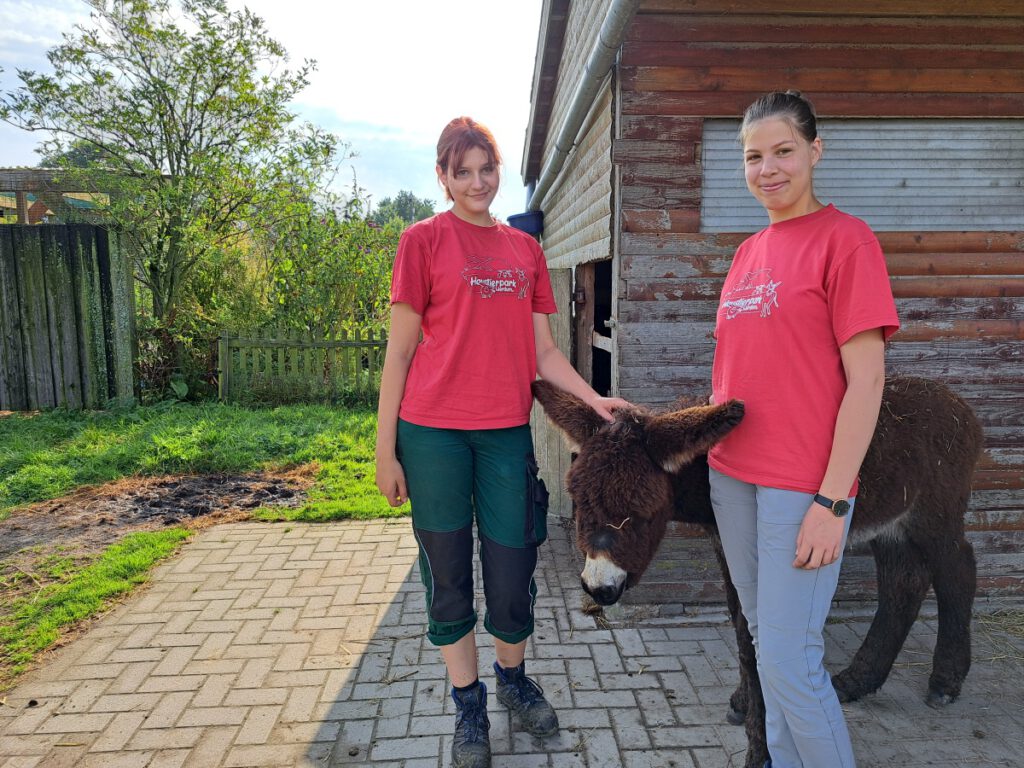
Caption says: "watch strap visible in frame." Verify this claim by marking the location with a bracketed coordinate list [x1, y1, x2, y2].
[814, 492, 849, 517]
[813, 493, 838, 511]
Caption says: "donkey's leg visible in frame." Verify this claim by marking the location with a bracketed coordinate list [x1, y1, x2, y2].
[714, 541, 751, 724]
[925, 534, 976, 707]
[741, 657, 768, 768]
[731, 595, 769, 768]
[712, 538, 768, 767]
[832, 536, 930, 703]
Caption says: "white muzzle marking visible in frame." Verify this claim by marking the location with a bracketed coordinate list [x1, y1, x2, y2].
[581, 553, 627, 592]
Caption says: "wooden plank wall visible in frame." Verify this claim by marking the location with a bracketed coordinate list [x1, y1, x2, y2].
[532, 268, 577, 518]
[542, 86, 615, 269]
[613, 1, 1024, 603]
[0, 225, 135, 410]
[538, 0, 613, 183]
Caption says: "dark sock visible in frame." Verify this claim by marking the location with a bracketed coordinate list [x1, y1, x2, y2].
[454, 678, 480, 693]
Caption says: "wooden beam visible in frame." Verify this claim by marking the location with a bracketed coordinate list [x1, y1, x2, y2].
[623, 65, 1024, 94]
[621, 90, 1024, 117]
[629, 14, 1024, 45]
[623, 43, 1024, 71]
[14, 192, 28, 224]
[0, 169, 97, 192]
[637, 1, 1024, 18]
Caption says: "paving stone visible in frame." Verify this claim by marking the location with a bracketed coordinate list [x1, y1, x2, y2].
[138, 691, 193, 729]
[75, 751, 154, 768]
[692, 745, 742, 768]
[623, 749, 698, 768]
[221, 686, 289, 708]
[190, 672, 236, 708]
[0, 734, 58, 756]
[234, 704, 282, 745]
[651, 725, 721, 748]
[88, 712, 147, 752]
[0, 756, 45, 768]
[183, 724, 238, 766]
[105, 659, 161, 694]
[0, 518, 1019, 768]
[90, 693, 162, 713]
[34, 745, 90, 768]
[126, 726, 203, 751]
[226, 742, 332, 766]
[145, 748, 190, 768]
[177, 706, 247, 728]
[36, 712, 114, 734]
[370, 735, 441, 760]
[56, 679, 112, 713]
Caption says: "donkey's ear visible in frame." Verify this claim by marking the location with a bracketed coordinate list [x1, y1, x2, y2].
[531, 380, 606, 452]
[645, 401, 745, 473]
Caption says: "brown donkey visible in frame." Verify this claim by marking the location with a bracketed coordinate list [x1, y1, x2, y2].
[533, 376, 982, 768]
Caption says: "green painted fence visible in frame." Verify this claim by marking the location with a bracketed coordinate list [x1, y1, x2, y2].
[218, 325, 386, 403]
[0, 225, 135, 410]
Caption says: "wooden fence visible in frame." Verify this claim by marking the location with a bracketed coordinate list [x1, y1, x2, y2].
[218, 325, 386, 403]
[0, 225, 135, 410]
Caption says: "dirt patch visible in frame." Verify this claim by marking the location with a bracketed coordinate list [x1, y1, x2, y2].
[0, 467, 314, 603]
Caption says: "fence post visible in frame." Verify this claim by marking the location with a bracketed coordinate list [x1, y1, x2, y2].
[366, 328, 377, 393]
[218, 330, 230, 401]
[275, 319, 284, 387]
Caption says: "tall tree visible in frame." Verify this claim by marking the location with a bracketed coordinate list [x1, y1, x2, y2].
[0, 0, 342, 322]
[267, 205, 402, 332]
[38, 139, 114, 169]
[371, 190, 435, 226]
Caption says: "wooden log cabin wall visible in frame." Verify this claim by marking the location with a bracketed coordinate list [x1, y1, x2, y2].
[524, 0, 1024, 604]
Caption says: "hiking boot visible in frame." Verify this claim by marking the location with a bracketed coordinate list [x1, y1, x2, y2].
[494, 661, 559, 737]
[451, 682, 491, 768]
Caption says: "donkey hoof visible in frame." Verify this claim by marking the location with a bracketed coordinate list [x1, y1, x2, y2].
[726, 706, 746, 726]
[926, 689, 956, 709]
[831, 673, 869, 704]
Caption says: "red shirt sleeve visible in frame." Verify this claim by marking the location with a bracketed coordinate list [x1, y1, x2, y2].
[826, 238, 900, 346]
[390, 226, 430, 315]
[531, 240, 557, 314]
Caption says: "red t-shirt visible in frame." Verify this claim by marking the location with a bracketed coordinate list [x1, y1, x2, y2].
[391, 211, 557, 429]
[708, 205, 899, 495]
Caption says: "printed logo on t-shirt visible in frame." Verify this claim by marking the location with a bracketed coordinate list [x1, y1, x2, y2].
[720, 269, 781, 320]
[461, 254, 529, 299]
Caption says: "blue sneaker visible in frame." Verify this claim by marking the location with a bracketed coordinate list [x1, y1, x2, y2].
[450, 682, 490, 768]
[494, 661, 559, 737]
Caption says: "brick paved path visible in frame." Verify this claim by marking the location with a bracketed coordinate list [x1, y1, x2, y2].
[1, 517, 1021, 767]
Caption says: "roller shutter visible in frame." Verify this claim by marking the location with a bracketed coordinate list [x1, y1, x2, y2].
[701, 119, 1024, 232]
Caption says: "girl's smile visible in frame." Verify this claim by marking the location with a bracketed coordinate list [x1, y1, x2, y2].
[743, 117, 822, 223]
[437, 146, 499, 226]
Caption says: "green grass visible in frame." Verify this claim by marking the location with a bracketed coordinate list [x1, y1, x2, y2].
[0, 401, 406, 686]
[0, 530, 192, 681]
[0, 401, 408, 521]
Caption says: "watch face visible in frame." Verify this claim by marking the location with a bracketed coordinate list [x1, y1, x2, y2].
[833, 499, 851, 517]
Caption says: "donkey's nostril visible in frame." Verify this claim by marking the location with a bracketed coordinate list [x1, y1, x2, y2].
[590, 530, 616, 552]
[583, 579, 625, 606]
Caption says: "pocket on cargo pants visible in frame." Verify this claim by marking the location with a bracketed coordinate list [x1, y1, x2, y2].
[524, 454, 549, 546]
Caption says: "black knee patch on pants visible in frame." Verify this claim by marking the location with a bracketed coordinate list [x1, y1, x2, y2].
[480, 533, 538, 644]
[415, 524, 476, 644]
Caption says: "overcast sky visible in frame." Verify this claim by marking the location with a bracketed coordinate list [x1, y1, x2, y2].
[0, 0, 544, 220]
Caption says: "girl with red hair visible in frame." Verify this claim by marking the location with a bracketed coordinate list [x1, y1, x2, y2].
[375, 116, 627, 767]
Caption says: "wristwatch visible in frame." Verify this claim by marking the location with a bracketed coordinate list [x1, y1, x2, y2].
[813, 493, 851, 518]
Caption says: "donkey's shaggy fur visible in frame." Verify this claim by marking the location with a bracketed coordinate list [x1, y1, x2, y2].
[533, 376, 982, 768]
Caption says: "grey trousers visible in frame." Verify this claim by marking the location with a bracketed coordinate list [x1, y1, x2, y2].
[709, 467, 857, 768]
